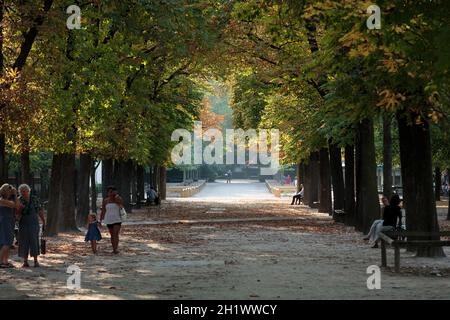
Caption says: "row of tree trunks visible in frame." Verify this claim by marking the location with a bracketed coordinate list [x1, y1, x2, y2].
[383, 115, 393, 198]
[355, 119, 380, 234]
[101, 160, 166, 211]
[344, 144, 356, 226]
[397, 113, 444, 257]
[319, 148, 332, 214]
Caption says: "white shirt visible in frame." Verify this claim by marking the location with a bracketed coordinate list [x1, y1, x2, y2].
[104, 202, 122, 224]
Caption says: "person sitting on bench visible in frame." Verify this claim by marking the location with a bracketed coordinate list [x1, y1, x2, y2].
[146, 187, 160, 206]
[291, 184, 304, 205]
[364, 194, 402, 248]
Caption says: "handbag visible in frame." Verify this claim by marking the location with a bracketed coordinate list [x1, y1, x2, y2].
[119, 207, 127, 221]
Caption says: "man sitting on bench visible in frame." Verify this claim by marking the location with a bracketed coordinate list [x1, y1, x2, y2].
[146, 187, 160, 206]
[291, 184, 304, 205]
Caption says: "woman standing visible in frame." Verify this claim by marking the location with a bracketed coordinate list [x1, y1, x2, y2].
[17, 184, 45, 268]
[100, 186, 124, 254]
[0, 184, 20, 268]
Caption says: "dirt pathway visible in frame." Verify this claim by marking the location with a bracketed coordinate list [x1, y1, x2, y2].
[1, 197, 449, 300]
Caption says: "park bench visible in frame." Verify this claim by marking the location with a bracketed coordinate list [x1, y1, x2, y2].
[379, 230, 450, 272]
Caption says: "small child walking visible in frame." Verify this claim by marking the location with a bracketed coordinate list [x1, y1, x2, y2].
[85, 213, 102, 254]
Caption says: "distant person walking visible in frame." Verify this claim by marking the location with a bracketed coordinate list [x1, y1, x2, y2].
[226, 170, 232, 183]
[285, 175, 292, 185]
[17, 184, 45, 268]
[85, 213, 102, 254]
[100, 186, 124, 254]
[0, 184, 20, 268]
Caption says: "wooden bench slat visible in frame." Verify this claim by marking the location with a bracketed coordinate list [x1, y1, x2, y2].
[379, 232, 394, 245]
[384, 231, 450, 237]
[393, 240, 450, 247]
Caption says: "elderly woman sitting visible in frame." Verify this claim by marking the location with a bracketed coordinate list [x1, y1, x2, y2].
[0, 184, 20, 268]
[17, 184, 45, 268]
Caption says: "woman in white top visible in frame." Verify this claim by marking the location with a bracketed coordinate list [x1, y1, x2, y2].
[100, 186, 124, 254]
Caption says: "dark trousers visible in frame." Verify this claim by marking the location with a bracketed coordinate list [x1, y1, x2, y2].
[291, 195, 302, 205]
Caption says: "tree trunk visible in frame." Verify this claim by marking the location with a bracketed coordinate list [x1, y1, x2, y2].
[383, 115, 393, 198]
[296, 162, 305, 192]
[344, 144, 356, 226]
[397, 113, 445, 257]
[116, 160, 133, 212]
[39, 170, 49, 200]
[20, 149, 31, 185]
[159, 166, 167, 200]
[152, 165, 159, 190]
[90, 160, 98, 214]
[59, 153, 78, 232]
[319, 148, 332, 214]
[329, 143, 345, 213]
[303, 162, 311, 206]
[434, 166, 441, 201]
[136, 165, 145, 207]
[355, 119, 380, 233]
[76, 153, 91, 227]
[305, 152, 319, 207]
[45, 154, 63, 236]
[102, 159, 114, 198]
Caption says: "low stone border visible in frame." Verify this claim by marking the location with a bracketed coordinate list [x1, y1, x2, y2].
[167, 180, 206, 197]
[265, 179, 296, 197]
